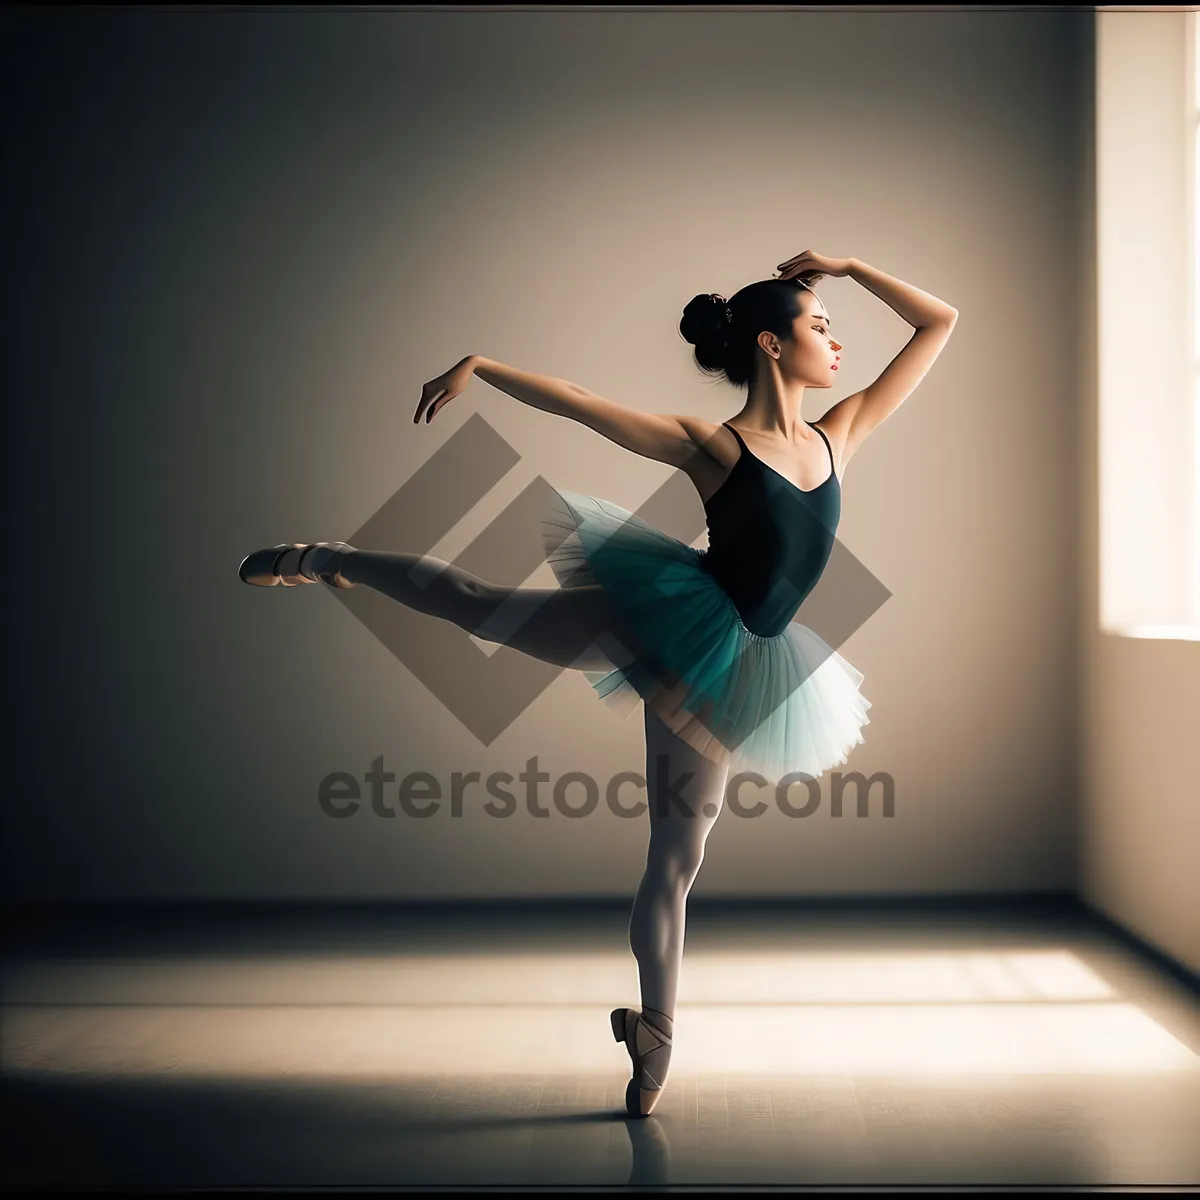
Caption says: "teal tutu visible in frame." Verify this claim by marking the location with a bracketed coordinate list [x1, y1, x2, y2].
[541, 487, 872, 781]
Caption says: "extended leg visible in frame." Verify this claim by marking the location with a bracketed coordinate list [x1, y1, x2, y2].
[341, 549, 636, 674]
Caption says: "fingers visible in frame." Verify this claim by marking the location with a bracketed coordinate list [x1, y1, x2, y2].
[775, 252, 818, 283]
[777, 249, 812, 270]
[414, 385, 445, 424]
[777, 269, 821, 286]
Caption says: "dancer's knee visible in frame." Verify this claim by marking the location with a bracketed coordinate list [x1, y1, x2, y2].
[645, 842, 706, 894]
[467, 583, 622, 673]
[446, 572, 502, 632]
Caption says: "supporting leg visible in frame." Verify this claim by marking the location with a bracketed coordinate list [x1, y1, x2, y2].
[628, 703, 731, 1023]
[614, 704, 730, 1115]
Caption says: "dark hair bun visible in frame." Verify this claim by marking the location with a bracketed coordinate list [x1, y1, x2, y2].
[680, 277, 803, 389]
[680, 292, 728, 348]
[680, 292, 732, 375]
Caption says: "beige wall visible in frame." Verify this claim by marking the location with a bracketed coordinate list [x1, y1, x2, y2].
[6, 9, 1094, 900]
[1082, 11, 1200, 977]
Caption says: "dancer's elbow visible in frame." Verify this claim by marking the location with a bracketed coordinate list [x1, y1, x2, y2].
[572, 394, 699, 468]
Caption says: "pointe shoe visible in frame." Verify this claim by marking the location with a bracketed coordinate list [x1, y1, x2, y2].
[611, 1006, 673, 1117]
[238, 542, 357, 588]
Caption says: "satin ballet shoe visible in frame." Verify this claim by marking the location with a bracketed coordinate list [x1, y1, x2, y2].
[611, 1006, 674, 1117]
[238, 542, 357, 588]
[239, 544, 316, 587]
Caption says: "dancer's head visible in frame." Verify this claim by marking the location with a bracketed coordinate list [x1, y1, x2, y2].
[680, 278, 843, 393]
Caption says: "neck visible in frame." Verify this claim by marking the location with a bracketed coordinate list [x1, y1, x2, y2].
[736, 366, 811, 440]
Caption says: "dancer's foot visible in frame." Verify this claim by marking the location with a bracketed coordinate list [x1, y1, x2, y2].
[238, 542, 358, 588]
[611, 1006, 674, 1117]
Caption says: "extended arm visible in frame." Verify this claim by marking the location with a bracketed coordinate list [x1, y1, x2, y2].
[470, 356, 711, 470]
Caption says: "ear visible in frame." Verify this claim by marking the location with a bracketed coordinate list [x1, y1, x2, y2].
[757, 331, 781, 359]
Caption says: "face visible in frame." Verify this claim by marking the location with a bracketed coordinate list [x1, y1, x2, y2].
[776, 292, 843, 387]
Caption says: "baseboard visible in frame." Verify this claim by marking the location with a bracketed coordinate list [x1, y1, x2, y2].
[1076, 900, 1200, 995]
[3, 890, 1081, 919]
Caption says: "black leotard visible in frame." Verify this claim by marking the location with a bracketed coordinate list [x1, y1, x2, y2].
[698, 421, 841, 637]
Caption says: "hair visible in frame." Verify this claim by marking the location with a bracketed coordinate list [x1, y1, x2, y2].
[679, 278, 814, 388]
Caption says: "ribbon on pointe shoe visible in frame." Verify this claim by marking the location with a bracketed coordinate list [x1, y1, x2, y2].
[296, 542, 357, 589]
[612, 1006, 673, 1117]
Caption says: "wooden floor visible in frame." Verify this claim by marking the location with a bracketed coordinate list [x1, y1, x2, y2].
[2, 900, 1198, 1190]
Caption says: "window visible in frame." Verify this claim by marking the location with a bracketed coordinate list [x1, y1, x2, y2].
[1097, 8, 1200, 640]
[1193, 10, 1200, 628]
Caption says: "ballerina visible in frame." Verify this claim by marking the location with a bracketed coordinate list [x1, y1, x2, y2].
[238, 250, 958, 1116]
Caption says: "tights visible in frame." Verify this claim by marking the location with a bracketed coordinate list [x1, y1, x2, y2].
[340, 549, 731, 1022]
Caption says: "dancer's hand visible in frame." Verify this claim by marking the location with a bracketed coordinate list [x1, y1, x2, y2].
[414, 356, 477, 424]
[773, 250, 853, 285]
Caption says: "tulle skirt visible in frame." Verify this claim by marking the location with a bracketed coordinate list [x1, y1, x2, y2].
[541, 487, 872, 781]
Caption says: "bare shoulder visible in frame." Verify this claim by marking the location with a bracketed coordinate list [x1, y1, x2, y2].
[665, 414, 740, 504]
[675, 414, 739, 470]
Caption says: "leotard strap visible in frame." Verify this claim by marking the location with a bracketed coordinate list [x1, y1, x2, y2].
[721, 421, 748, 453]
[725, 420, 834, 476]
[808, 422, 835, 473]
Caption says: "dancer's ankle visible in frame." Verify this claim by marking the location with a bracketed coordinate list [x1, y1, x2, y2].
[641, 1006, 674, 1035]
[338, 551, 359, 586]
[327, 546, 358, 586]
[300, 543, 357, 587]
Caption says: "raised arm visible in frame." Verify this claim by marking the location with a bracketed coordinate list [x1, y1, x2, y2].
[470, 356, 712, 470]
[816, 260, 957, 469]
